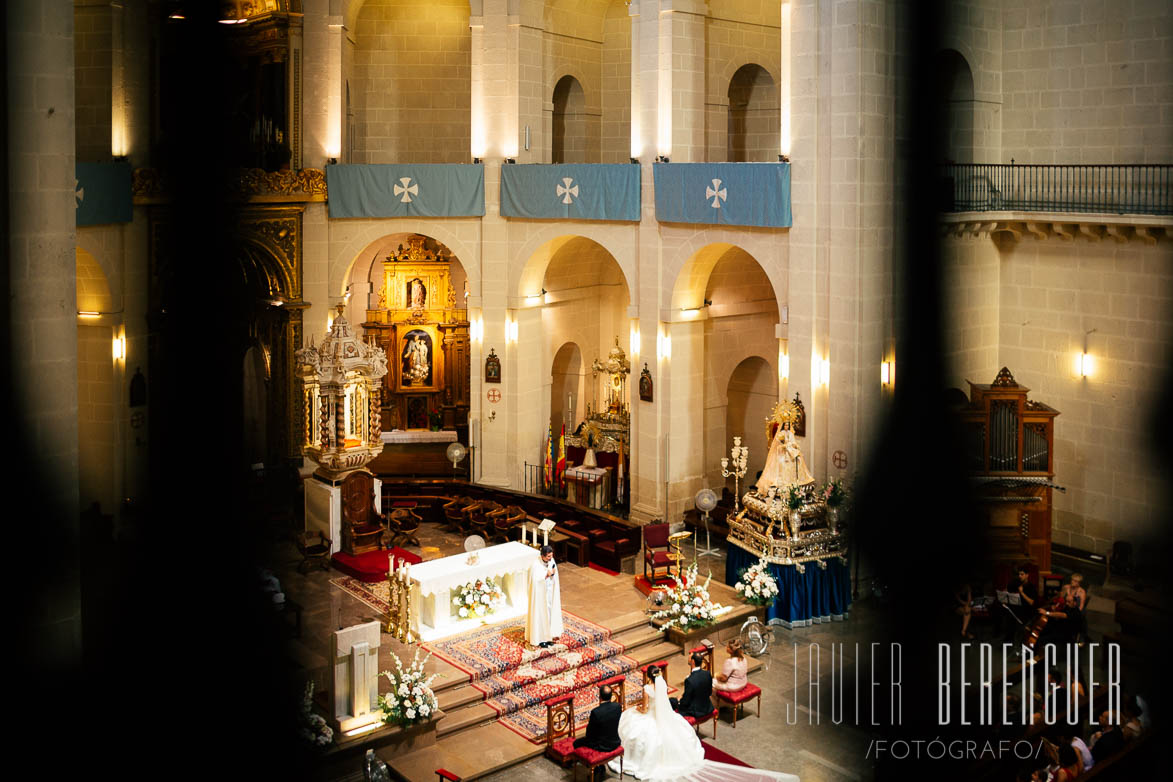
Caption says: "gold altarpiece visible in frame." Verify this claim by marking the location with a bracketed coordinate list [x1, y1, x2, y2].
[362, 236, 470, 431]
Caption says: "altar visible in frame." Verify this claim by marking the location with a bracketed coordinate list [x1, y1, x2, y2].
[408, 541, 538, 642]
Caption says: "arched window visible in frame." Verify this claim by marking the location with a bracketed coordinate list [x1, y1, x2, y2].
[727, 64, 777, 162]
[552, 75, 588, 164]
[934, 49, 975, 164]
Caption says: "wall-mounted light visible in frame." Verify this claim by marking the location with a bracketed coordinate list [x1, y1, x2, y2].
[881, 361, 892, 386]
[816, 357, 830, 386]
[656, 155, 670, 163]
[78, 311, 101, 319]
[1076, 353, 1094, 378]
[327, 157, 338, 166]
[112, 334, 126, 361]
[505, 158, 517, 165]
[657, 330, 671, 360]
[630, 157, 640, 165]
[473, 157, 483, 165]
[778, 154, 790, 163]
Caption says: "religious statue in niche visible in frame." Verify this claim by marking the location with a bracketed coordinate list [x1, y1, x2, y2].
[408, 277, 427, 310]
[638, 363, 653, 402]
[484, 348, 501, 383]
[400, 329, 433, 387]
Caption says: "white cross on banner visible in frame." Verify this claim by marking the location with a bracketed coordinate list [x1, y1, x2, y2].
[556, 177, 579, 205]
[706, 178, 727, 209]
[393, 177, 419, 203]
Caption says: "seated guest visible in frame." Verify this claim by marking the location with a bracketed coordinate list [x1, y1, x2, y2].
[1089, 710, 1126, 763]
[670, 651, 715, 719]
[714, 639, 748, 693]
[574, 684, 621, 781]
[1120, 695, 1145, 742]
[1052, 743, 1082, 782]
[1038, 589, 1083, 646]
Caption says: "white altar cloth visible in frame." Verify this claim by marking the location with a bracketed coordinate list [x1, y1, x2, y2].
[409, 541, 539, 642]
[381, 430, 458, 444]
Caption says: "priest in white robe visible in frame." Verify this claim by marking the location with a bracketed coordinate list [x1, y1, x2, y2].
[526, 545, 563, 648]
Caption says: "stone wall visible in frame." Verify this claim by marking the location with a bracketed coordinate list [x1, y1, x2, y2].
[352, 0, 471, 163]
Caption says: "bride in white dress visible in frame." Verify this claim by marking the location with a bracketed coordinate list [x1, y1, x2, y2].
[610, 665, 800, 782]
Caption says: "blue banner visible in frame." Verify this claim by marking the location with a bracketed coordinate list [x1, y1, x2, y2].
[326, 164, 485, 218]
[76, 161, 133, 226]
[500, 164, 640, 222]
[653, 162, 792, 228]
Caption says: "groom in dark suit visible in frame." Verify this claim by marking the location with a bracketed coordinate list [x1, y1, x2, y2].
[670, 651, 714, 719]
[574, 685, 621, 780]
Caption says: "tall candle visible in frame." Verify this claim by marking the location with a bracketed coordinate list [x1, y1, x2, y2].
[543, 528, 549, 546]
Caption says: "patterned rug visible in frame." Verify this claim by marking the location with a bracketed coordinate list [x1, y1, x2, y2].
[330, 575, 394, 615]
[421, 611, 616, 681]
[482, 653, 639, 715]
[496, 670, 677, 743]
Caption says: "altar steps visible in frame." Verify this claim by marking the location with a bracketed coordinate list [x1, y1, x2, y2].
[389, 644, 766, 782]
[430, 633, 680, 740]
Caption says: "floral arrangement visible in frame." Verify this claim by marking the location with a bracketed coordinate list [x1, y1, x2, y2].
[452, 576, 505, 619]
[377, 647, 440, 726]
[734, 558, 780, 606]
[786, 483, 814, 511]
[821, 478, 847, 507]
[650, 563, 724, 632]
[428, 408, 443, 429]
[299, 681, 334, 747]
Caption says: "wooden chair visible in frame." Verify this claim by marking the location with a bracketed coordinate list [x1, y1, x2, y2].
[643, 523, 673, 584]
[571, 745, 622, 781]
[340, 471, 385, 555]
[434, 771, 460, 782]
[295, 530, 332, 573]
[387, 507, 422, 547]
[490, 505, 526, 544]
[640, 660, 669, 686]
[441, 497, 470, 532]
[543, 692, 578, 767]
[713, 640, 762, 730]
[682, 645, 718, 739]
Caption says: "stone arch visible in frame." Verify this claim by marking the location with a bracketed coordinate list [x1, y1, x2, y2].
[934, 48, 975, 164]
[550, 341, 585, 433]
[726, 63, 778, 162]
[712, 58, 781, 105]
[75, 247, 115, 314]
[513, 226, 634, 302]
[724, 355, 776, 484]
[334, 221, 479, 299]
[666, 236, 785, 314]
[342, 232, 469, 319]
[552, 74, 591, 164]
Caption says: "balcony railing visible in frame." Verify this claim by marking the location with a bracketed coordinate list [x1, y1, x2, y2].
[941, 164, 1173, 216]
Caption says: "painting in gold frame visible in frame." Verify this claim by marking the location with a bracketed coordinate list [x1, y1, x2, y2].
[396, 324, 442, 392]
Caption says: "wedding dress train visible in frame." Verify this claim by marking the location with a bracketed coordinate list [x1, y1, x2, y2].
[609, 676, 800, 782]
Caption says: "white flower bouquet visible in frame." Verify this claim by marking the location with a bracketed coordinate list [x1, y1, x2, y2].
[377, 647, 440, 727]
[451, 576, 505, 619]
[650, 563, 724, 632]
[299, 681, 334, 747]
[734, 558, 780, 606]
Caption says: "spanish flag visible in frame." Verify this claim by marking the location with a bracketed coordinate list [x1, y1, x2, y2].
[543, 425, 554, 489]
[556, 424, 567, 487]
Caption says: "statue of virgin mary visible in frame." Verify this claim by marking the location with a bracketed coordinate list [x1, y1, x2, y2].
[754, 426, 814, 495]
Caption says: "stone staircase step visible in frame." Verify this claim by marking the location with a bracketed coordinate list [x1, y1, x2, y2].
[389, 722, 546, 782]
[435, 702, 498, 737]
[611, 623, 662, 651]
[435, 683, 483, 712]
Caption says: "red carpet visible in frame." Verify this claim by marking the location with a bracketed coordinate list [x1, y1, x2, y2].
[633, 574, 674, 596]
[702, 741, 752, 768]
[331, 547, 421, 582]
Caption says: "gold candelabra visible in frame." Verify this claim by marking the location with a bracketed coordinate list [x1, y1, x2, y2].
[386, 558, 416, 644]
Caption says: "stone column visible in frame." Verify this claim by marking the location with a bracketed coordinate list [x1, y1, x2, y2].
[8, 0, 80, 664]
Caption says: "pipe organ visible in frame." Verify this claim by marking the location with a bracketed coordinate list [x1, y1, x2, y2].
[959, 368, 1061, 570]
